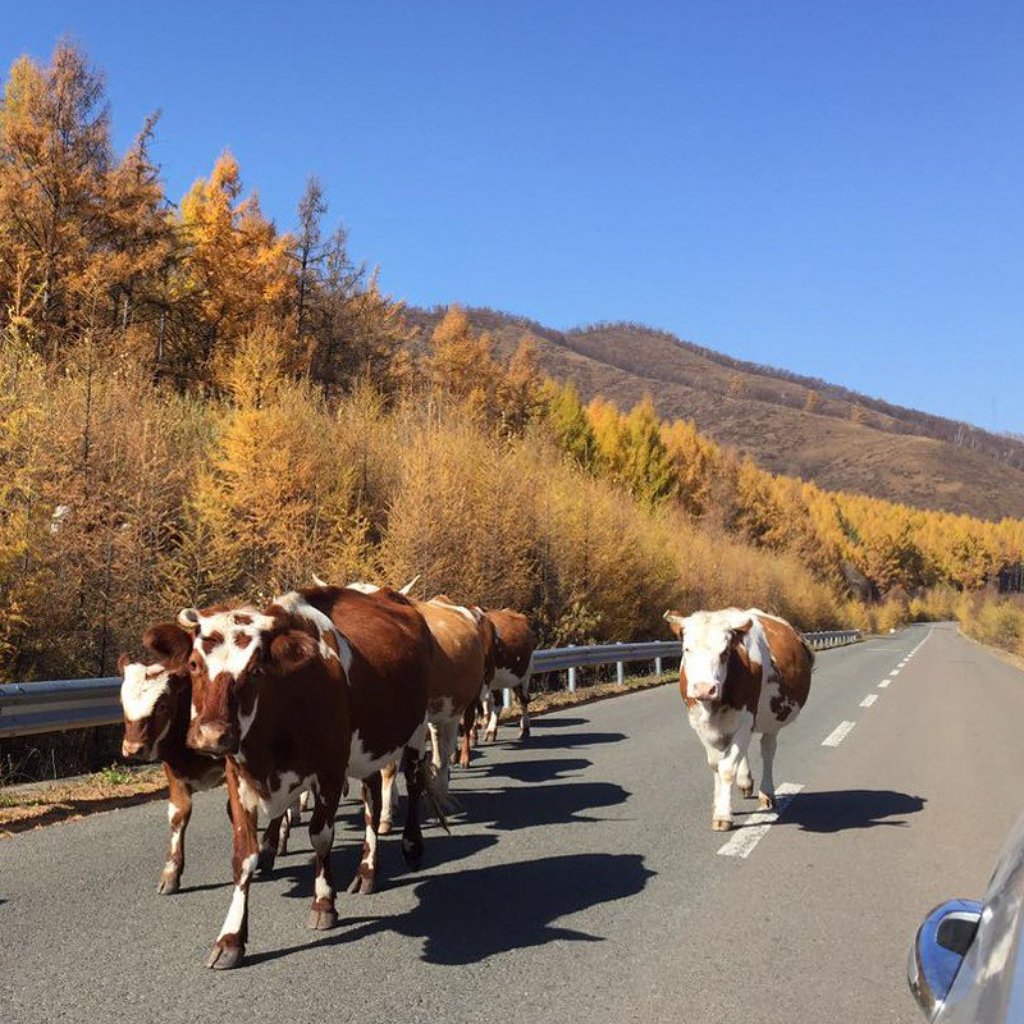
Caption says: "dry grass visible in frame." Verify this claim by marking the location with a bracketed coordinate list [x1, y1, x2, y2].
[0, 765, 165, 837]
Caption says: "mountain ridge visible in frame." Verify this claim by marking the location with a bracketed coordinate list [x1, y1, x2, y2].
[405, 305, 1024, 522]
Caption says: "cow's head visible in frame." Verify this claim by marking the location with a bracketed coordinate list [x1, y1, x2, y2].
[665, 609, 753, 703]
[118, 623, 193, 760]
[178, 604, 321, 757]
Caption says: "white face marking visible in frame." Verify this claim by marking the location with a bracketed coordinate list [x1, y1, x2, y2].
[192, 607, 274, 682]
[679, 609, 762, 699]
[120, 663, 171, 722]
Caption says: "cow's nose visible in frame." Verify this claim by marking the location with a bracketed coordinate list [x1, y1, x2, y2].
[694, 683, 719, 702]
[121, 738, 145, 759]
[188, 721, 234, 756]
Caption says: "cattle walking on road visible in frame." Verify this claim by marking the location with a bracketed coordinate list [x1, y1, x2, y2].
[178, 586, 446, 969]
[118, 624, 301, 894]
[663, 607, 813, 831]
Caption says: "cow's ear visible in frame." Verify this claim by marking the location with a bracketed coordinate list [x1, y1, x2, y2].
[268, 631, 319, 674]
[663, 610, 685, 639]
[117, 653, 131, 676]
[144, 623, 193, 666]
[730, 618, 753, 641]
[178, 607, 201, 634]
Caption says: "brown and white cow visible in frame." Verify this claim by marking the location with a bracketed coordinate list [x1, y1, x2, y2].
[663, 607, 813, 832]
[118, 624, 300, 894]
[476, 608, 536, 742]
[376, 593, 494, 833]
[180, 585, 442, 969]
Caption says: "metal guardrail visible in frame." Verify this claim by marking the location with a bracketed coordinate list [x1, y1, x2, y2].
[0, 630, 860, 740]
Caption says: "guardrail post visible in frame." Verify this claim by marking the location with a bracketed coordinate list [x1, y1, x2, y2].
[655, 656, 663, 676]
[568, 645, 576, 693]
[616, 644, 625, 686]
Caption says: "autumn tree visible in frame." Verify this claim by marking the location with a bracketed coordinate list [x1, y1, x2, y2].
[0, 42, 113, 356]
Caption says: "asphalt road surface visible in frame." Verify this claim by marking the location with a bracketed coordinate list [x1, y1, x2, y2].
[2, 622, 1021, 1024]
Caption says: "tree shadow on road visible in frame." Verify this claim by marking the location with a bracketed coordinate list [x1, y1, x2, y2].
[245, 851, 654, 968]
[779, 789, 926, 833]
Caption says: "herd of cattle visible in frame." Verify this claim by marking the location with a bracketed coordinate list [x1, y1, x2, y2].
[118, 580, 814, 970]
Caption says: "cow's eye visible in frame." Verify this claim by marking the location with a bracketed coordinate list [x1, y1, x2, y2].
[249, 664, 263, 677]
[188, 656, 200, 673]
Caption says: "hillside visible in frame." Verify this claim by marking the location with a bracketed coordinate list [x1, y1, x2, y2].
[406, 307, 1024, 522]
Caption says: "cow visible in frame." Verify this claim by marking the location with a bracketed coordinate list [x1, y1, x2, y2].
[117, 624, 300, 895]
[375, 593, 495, 834]
[663, 607, 813, 832]
[476, 608, 536, 743]
[180, 585, 444, 969]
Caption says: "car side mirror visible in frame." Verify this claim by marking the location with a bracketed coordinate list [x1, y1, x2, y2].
[908, 899, 983, 1020]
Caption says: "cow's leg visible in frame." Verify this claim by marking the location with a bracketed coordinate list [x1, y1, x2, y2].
[400, 745, 426, 869]
[458, 705, 474, 768]
[347, 773, 382, 895]
[429, 720, 456, 793]
[379, 760, 399, 836]
[758, 732, 779, 810]
[308, 782, 341, 931]
[206, 760, 258, 970]
[482, 689, 499, 742]
[279, 793, 303, 854]
[159, 771, 192, 895]
[737, 754, 755, 799]
[515, 681, 531, 739]
[258, 813, 286, 873]
[712, 720, 754, 832]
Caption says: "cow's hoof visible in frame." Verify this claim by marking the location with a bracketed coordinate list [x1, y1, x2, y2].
[378, 819, 392, 836]
[711, 818, 733, 832]
[276, 839, 289, 857]
[206, 942, 244, 970]
[157, 874, 180, 895]
[739, 784, 755, 799]
[402, 837, 424, 871]
[307, 906, 338, 931]
[758, 794, 775, 811]
[346, 873, 375, 896]
[256, 848, 276, 874]
[519, 729, 530, 740]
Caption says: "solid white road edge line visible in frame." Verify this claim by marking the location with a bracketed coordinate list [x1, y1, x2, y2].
[822, 721, 856, 747]
[717, 782, 804, 859]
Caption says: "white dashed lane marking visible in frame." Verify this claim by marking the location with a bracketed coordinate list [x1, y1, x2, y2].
[860, 694, 878, 707]
[878, 679, 891, 688]
[823, 721, 856, 747]
[716, 782, 804, 859]
[889, 669, 900, 677]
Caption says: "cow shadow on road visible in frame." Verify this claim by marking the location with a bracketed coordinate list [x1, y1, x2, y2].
[476, 756, 593, 783]
[508, 730, 628, 752]
[451, 779, 631, 831]
[778, 789, 926, 833]
[246, 852, 655, 968]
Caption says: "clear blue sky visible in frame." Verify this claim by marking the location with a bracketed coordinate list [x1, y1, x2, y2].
[3, 2, 1022, 433]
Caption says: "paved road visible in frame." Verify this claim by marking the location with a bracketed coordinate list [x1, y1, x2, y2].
[2, 623, 1021, 1023]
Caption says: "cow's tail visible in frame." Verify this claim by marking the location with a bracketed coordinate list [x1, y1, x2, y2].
[423, 760, 457, 835]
